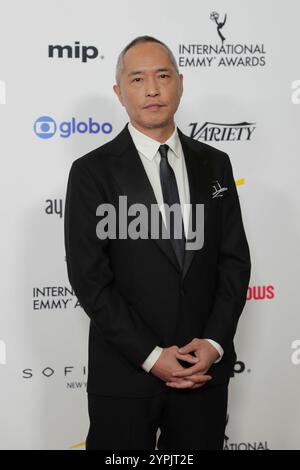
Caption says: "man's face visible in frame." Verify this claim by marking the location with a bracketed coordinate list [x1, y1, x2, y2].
[113, 42, 183, 131]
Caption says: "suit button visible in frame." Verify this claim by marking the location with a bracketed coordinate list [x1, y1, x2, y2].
[180, 288, 185, 296]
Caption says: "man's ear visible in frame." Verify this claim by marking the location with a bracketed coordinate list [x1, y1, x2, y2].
[179, 74, 184, 97]
[113, 84, 124, 106]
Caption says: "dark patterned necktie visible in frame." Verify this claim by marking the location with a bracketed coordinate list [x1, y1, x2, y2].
[158, 144, 185, 268]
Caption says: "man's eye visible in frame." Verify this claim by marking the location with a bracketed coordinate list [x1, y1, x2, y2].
[133, 78, 142, 82]
[160, 74, 169, 78]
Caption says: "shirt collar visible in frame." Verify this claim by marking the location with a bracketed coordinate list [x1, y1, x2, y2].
[128, 121, 181, 161]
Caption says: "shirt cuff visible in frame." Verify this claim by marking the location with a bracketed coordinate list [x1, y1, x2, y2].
[142, 346, 163, 372]
[204, 339, 224, 363]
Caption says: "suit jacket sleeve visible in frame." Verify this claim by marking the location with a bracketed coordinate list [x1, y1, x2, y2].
[203, 153, 251, 351]
[64, 159, 160, 369]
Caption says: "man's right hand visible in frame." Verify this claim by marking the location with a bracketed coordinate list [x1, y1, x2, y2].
[150, 346, 212, 389]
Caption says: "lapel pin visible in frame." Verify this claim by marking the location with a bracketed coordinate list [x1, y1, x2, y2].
[212, 180, 228, 198]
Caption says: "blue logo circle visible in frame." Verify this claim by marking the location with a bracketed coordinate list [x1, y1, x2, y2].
[34, 116, 57, 139]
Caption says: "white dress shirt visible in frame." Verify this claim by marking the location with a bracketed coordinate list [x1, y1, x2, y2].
[127, 121, 224, 372]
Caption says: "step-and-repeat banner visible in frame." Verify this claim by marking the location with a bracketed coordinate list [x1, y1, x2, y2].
[0, 0, 299, 450]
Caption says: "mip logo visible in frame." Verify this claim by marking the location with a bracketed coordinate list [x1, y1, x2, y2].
[33, 116, 113, 139]
[48, 41, 100, 63]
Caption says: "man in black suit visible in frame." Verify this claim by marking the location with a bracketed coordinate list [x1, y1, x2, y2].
[64, 35, 251, 450]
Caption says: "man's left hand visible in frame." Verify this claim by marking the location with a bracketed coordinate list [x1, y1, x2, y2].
[166, 338, 220, 389]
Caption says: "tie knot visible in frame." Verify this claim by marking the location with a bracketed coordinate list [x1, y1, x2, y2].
[158, 144, 169, 160]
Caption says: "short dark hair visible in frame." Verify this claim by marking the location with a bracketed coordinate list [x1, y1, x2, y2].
[115, 35, 179, 84]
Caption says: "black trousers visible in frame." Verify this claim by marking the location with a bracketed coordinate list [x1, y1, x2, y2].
[86, 383, 228, 450]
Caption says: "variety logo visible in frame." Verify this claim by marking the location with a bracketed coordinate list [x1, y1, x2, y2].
[48, 41, 102, 63]
[0, 340, 6, 365]
[33, 116, 113, 139]
[291, 80, 300, 104]
[224, 414, 270, 450]
[189, 121, 256, 142]
[178, 12, 266, 68]
[0, 80, 6, 104]
[247, 285, 275, 301]
[291, 340, 300, 365]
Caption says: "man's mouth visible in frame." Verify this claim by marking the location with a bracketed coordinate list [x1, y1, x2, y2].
[143, 104, 165, 110]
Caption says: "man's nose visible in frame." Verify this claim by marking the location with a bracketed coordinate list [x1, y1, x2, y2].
[145, 77, 160, 96]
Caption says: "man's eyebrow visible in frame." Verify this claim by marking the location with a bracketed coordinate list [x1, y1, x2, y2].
[128, 68, 173, 76]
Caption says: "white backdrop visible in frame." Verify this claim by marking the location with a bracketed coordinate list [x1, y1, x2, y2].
[0, 0, 300, 450]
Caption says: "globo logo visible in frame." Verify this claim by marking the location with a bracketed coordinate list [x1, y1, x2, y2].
[34, 116, 113, 139]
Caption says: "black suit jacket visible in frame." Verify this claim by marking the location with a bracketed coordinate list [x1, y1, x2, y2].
[64, 123, 251, 397]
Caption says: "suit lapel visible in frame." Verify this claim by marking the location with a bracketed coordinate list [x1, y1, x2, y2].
[111, 124, 181, 272]
[178, 129, 212, 280]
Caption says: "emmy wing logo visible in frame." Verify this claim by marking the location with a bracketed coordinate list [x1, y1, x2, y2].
[210, 11, 227, 44]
